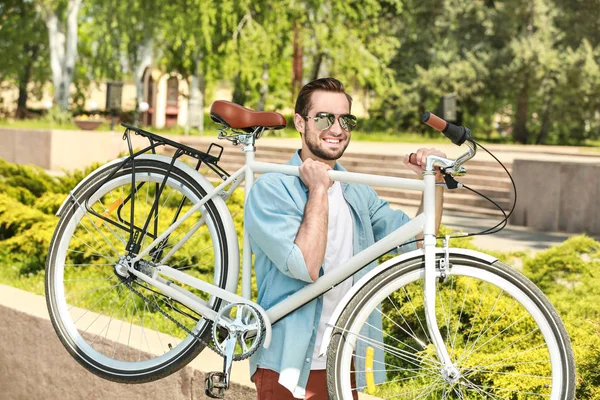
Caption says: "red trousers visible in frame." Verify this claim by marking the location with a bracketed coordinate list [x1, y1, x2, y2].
[254, 368, 359, 400]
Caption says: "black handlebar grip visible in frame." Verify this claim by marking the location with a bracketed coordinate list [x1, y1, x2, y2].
[421, 112, 470, 146]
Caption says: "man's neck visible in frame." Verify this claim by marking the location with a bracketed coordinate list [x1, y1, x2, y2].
[299, 150, 337, 169]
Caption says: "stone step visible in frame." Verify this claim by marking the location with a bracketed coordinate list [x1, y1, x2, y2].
[209, 148, 513, 179]
[163, 144, 513, 214]
[372, 186, 512, 209]
[210, 154, 513, 182]
[211, 157, 514, 196]
[195, 144, 513, 169]
[383, 196, 508, 218]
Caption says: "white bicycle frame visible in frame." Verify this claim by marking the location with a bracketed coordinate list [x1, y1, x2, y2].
[122, 129, 476, 369]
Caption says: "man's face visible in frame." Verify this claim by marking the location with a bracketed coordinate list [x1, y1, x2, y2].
[294, 91, 352, 165]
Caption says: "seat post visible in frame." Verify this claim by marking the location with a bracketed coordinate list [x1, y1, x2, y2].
[241, 132, 257, 300]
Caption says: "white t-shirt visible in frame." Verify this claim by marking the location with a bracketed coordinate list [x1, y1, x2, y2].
[311, 181, 354, 369]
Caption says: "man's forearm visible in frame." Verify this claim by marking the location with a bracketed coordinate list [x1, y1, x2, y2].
[294, 188, 328, 281]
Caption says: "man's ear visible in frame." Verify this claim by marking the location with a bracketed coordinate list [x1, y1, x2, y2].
[293, 113, 305, 135]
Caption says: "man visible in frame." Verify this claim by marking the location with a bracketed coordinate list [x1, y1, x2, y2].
[245, 78, 446, 399]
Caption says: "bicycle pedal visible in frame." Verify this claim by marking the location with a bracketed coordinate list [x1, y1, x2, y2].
[205, 371, 228, 399]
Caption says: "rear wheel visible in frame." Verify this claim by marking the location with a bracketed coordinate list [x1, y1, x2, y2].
[326, 254, 575, 399]
[45, 159, 236, 383]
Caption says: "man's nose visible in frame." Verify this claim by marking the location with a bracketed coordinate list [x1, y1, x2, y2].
[329, 116, 344, 135]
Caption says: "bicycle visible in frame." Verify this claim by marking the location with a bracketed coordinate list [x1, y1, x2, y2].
[45, 100, 576, 399]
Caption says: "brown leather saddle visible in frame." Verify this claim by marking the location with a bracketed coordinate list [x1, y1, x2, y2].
[210, 100, 286, 133]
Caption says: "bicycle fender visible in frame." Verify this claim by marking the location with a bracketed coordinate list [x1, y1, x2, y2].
[317, 247, 498, 357]
[55, 154, 240, 294]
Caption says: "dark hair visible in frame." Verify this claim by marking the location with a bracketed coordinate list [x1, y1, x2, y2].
[294, 77, 353, 117]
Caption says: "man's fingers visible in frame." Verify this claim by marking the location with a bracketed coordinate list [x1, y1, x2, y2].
[405, 148, 447, 175]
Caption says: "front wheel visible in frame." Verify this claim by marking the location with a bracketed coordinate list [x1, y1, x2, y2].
[326, 254, 575, 399]
[45, 159, 237, 383]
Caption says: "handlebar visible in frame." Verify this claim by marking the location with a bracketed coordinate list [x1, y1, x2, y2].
[421, 112, 471, 146]
[421, 112, 477, 175]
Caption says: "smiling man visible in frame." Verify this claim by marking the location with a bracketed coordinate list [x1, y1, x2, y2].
[245, 78, 446, 399]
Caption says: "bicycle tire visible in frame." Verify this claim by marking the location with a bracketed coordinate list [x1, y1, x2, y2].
[46, 159, 236, 383]
[326, 254, 575, 399]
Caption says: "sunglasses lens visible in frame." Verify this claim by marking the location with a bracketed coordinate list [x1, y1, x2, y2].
[310, 113, 356, 131]
[314, 113, 334, 130]
[340, 114, 357, 131]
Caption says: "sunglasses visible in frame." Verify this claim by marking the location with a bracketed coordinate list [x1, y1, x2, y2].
[303, 112, 358, 131]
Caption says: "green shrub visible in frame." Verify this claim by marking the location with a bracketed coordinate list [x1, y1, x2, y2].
[42, 106, 72, 126]
[0, 181, 37, 205]
[54, 162, 102, 194]
[0, 158, 62, 198]
[33, 193, 67, 215]
[0, 194, 53, 240]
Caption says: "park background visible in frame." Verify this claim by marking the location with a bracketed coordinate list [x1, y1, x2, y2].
[1, 0, 600, 398]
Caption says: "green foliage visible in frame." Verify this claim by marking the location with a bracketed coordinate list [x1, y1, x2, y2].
[521, 235, 600, 398]
[42, 106, 73, 127]
[0, 194, 52, 239]
[523, 235, 600, 299]
[2, 0, 599, 144]
[53, 162, 103, 193]
[33, 192, 67, 215]
[0, 158, 62, 200]
[0, 0, 50, 115]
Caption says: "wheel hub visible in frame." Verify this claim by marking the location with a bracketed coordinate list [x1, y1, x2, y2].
[441, 365, 461, 384]
[114, 256, 131, 279]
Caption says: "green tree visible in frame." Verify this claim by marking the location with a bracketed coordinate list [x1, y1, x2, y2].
[159, 0, 239, 133]
[81, 0, 163, 120]
[302, 0, 402, 118]
[0, 0, 50, 118]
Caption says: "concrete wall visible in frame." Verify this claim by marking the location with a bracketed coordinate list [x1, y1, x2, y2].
[0, 284, 254, 400]
[510, 159, 600, 234]
[0, 128, 151, 172]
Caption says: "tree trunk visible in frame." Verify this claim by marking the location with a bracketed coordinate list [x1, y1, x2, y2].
[292, 20, 303, 99]
[15, 44, 37, 119]
[232, 73, 246, 106]
[133, 38, 153, 125]
[256, 63, 269, 111]
[513, 74, 530, 144]
[311, 52, 324, 81]
[199, 68, 206, 133]
[41, 0, 82, 111]
[536, 91, 554, 144]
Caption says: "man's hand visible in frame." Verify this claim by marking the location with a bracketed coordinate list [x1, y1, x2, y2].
[299, 158, 332, 192]
[403, 148, 447, 182]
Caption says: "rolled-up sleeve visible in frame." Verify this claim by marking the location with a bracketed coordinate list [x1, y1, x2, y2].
[245, 178, 313, 283]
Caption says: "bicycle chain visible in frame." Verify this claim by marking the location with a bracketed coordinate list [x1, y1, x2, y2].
[124, 280, 219, 354]
[124, 280, 263, 361]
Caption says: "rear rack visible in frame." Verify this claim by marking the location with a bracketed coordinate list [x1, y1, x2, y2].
[121, 124, 229, 180]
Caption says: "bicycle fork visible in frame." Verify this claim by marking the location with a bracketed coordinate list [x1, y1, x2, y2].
[422, 170, 461, 384]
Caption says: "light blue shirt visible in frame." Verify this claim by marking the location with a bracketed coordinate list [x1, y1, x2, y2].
[245, 150, 417, 396]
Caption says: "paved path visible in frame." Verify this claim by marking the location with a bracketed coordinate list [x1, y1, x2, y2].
[398, 203, 588, 254]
